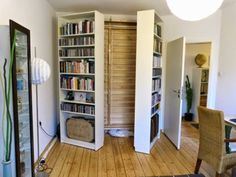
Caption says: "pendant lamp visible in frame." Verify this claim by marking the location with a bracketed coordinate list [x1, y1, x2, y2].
[166, 0, 224, 21]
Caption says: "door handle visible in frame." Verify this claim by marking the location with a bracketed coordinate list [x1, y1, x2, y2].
[172, 89, 180, 94]
[172, 89, 181, 98]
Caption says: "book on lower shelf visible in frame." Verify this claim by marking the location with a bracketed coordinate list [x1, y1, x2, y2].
[60, 59, 94, 74]
[60, 76, 94, 91]
[150, 114, 159, 142]
[61, 102, 95, 115]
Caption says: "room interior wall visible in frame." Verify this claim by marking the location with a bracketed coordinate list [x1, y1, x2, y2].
[182, 43, 211, 116]
[161, 11, 222, 128]
[216, 2, 236, 116]
[0, 0, 57, 173]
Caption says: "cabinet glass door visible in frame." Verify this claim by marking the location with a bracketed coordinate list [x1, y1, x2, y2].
[10, 20, 34, 177]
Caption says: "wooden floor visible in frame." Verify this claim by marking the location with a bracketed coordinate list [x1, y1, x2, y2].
[45, 122, 223, 177]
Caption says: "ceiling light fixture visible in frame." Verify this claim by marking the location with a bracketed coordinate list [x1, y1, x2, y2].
[166, 0, 224, 21]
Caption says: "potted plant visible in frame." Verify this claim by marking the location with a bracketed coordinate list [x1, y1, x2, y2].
[184, 75, 193, 121]
[1, 33, 16, 177]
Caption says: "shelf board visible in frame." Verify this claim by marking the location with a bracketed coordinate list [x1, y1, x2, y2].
[59, 44, 95, 48]
[153, 51, 162, 56]
[152, 89, 160, 94]
[60, 33, 95, 38]
[154, 33, 162, 40]
[151, 101, 160, 108]
[151, 110, 160, 117]
[61, 110, 95, 117]
[60, 88, 95, 93]
[61, 99, 95, 105]
[61, 136, 95, 150]
[152, 67, 161, 69]
[200, 94, 208, 96]
[60, 73, 95, 76]
[152, 76, 161, 79]
[60, 56, 95, 59]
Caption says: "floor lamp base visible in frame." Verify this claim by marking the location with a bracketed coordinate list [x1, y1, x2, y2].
[35, 171, 49, 177]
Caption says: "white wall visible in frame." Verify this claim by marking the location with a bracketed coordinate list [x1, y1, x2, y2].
[0, 0, 56, 175]
[216, 2, 236, 115]
[182, 43, 211, 116]
[160, 11, 221, 128]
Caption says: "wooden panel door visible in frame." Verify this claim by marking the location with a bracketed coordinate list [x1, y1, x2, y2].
[104, 22, 136, 128]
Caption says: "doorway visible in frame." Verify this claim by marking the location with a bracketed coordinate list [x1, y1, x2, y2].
[182, 42, 212, 122]
[104, 21, 137, 129]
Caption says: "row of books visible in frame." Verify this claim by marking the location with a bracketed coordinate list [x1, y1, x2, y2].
[154, 24, 161, 37]
[153, 68, 162, 77]
[200, 84, 208, 95]
[150, 114, 159, 142]
[152, 78, 161, 92]
[65, 91, 95, 103]
[61, 76, 94, 91]
[151, 102, 160, 115]
[153, 38, 162, 54]
[153, 56, 161, 68]
[59, 36, 94, 46]
[60, 20, 95, 35]
[152, 93, 161, 106]
[59, 48, 94, 57]
[61, 103, 95, 115]
[60, 60, 95, 74]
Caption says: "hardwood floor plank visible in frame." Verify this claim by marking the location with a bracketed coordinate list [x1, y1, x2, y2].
[118, 138, 136, 177]
[111, 137, 127, 177]
[46, 122, 225, 177]
[136, 153, 154, 176]
[124, 138, 145, 177]
[78, 149, 91, 177]
[105, 135, 117, 177]
[50, 144, 70, 177]
[59, 145, 77, 177]
[68, 146, 84, 177]
[97, 142, 107, 177]
[88, 150, 99, 177]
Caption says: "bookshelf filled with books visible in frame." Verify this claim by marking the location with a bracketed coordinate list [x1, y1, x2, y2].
[58, 11, 104, 150]
[192, 68, 209, 121]
[134, 9, 163, 153]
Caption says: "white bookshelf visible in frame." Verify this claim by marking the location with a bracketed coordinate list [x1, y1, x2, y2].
[192, 68, 209, 122]
[58, 11, 104, 150]
[134, 9, 163, 154]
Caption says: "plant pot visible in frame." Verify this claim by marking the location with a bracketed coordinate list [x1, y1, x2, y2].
[184, 113, 193, 121]
[2, 160, 12, 177]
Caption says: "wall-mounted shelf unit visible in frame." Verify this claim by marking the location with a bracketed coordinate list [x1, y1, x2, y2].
[134, 9, 163, 154]
[58, 11, 104, 150]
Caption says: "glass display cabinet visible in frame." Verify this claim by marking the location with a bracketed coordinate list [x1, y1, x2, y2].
[10, 20, 34, 177]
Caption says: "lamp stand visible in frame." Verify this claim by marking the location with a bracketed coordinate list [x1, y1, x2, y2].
[34, 47, 49, 177]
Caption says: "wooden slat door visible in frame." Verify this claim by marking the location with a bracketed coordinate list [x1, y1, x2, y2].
[104, 22, 136, 128]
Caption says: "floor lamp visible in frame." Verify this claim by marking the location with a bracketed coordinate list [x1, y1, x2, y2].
[31, 48, 51, 177]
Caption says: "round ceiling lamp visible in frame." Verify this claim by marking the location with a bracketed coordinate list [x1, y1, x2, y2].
[166, 0, 224, 21]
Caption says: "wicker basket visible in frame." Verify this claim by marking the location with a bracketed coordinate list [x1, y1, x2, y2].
[66, 118, 94, 142]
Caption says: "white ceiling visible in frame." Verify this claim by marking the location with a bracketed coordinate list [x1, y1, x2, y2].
[47, 0, 236, 16]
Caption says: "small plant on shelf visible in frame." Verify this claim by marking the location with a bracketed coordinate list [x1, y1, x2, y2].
[184, 75, 193, 121]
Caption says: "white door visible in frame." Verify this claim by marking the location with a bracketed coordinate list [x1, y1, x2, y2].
[164, 37, 186, 149]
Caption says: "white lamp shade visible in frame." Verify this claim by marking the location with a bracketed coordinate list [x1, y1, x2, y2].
[166, 0, 224, 21]
[31, 58, 51, 85]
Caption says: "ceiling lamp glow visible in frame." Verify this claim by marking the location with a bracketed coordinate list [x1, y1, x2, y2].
[166, 0, 224, 21]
